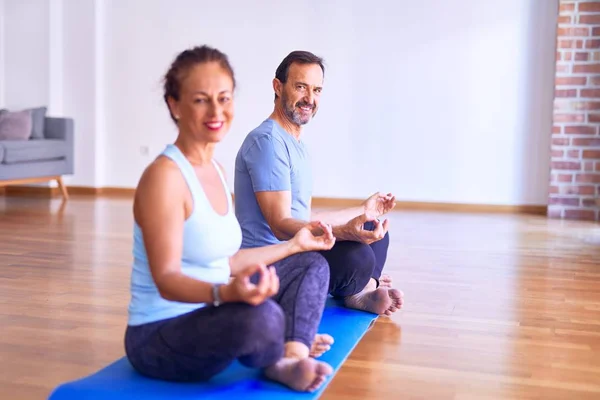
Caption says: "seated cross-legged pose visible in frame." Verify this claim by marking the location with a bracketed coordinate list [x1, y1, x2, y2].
[124, 45, 337, 393]
[234, 50, 404, 316]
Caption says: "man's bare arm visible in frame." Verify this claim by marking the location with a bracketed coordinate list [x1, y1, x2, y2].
[310, 206, 365, 226]
[255, 190, 310, 240]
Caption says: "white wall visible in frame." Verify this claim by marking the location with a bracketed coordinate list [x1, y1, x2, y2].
[0, 0, 5, 107]
[2, 0, 558, 205]
[4, 0, 49, 109]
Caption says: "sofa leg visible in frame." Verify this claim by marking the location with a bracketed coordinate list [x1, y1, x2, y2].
[56, 177, 69, 200]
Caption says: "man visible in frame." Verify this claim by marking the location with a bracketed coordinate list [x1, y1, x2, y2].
[234, 50, 403, 316]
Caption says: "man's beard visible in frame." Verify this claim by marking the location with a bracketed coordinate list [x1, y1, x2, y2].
[282, 92, 316, 125]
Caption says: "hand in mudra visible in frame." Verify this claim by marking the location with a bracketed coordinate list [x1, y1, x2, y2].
[345, 213, 389, 245]
[292, 221, 336, 252]
[222, 263, 279, 306]
[363, 192, 396, 218]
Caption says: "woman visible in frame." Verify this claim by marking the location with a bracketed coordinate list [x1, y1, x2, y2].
[124, 45, 335, 392]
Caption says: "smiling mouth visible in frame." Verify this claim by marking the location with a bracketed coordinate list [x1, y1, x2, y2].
[205, 121, 224, 131]
[298, 105, 313, 113]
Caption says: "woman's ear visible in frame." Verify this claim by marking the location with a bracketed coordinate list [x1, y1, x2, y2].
[167, 96, 180, 120]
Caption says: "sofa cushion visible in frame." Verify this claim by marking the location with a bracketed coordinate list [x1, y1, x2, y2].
[27, 106, 47, 139]
[0, 139, 67, 164]
[0, 110, 32, 140]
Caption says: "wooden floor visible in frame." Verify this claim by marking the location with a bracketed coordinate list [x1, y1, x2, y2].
[1, 196, 600, 400]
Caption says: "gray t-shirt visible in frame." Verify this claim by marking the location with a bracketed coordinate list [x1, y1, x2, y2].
[234, 119, 312, 248]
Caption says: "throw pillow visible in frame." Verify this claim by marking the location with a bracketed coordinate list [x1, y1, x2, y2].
[0, 110, 32, 140]
[27, 106, 47, 139]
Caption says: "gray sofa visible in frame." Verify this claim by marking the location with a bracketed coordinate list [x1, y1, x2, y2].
[0, 108, 74, 199]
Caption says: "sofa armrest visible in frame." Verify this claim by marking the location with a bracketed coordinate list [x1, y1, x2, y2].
[44, 117, 74, 174]
[44, 117, 74, 142]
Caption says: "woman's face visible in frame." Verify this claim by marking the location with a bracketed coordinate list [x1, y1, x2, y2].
[169, 62, 234, 144]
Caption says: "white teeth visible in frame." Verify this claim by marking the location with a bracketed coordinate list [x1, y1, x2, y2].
[206, 122, 223, 128]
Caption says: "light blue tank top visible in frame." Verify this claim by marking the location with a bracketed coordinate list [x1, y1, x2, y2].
[127, 144, 242, 326]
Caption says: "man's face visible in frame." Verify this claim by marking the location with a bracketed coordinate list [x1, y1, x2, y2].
[278, 63, 323, 126]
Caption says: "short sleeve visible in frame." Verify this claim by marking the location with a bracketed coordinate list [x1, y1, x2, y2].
[243, 135, 291, 192]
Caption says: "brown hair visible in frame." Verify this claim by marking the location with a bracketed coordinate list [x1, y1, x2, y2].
[163, 45, 235, 122]
[274, 50, 325, 99]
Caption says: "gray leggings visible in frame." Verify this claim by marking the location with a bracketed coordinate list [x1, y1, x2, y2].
[124, 252, 329, 382]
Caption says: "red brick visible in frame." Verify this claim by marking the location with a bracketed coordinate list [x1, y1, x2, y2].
[549, 185, 560, 194]
[554, 113, 586, 122]
[558, 174, 574, 183]
[573, 138, 600, 146]
[556, 89, 578, 97]
[552, 137, 569, 146]
[559, 15, 573, 24]
[584, 161, 595, 171]
[559, 27, 590, 37]
[576, 173, 600, 183]
[556, 51, 562, 61]
[556, 64, 570, 73]
[581, 89, 600, 97]
[557, 185, 596, 195]
[567, 149, 581, 158]
[586, 39, 600, 49]
[594, 52, 600, 61]
[552, 149, 565, 158]
[582, 198, 598, 207]
[592, 76, 600, 85]
[583, 150, 600, 159]
[564, 209, 596, 221]
[556, 77, 587, 86]
[560, 3, 575, 13]
[553, 125, 562, 134]
[572, 101, 600, 110]
[559, 39, 585, 48]
[573, 63, 600, 73]
[580, 14, 600, 24]
[551, 161, 582, 170]
[589, 113, 600, 122]
[596, 162, 600, 171]
[549, 196, 581, 206]
[565, 125, 597, 134]
[575, 52, 589, 61]
[579, 2, 600, 12]
[594, 27, 600, 36]
[548, 208, 563, 218]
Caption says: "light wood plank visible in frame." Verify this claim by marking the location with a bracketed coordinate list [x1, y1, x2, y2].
[0, 196, 599, 399]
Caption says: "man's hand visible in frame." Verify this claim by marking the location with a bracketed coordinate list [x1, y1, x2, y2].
[337, 213, 389, 244]
[290, 221, 336, 252]
[363, 192, 396, 218]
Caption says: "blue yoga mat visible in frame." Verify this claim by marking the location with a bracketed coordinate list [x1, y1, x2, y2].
[48, 299, 377, 400]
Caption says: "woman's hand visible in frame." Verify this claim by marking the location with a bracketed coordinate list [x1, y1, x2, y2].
[221, 263, 279, 305]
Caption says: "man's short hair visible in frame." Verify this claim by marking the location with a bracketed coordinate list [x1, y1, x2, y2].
[274, 51, 325, 99]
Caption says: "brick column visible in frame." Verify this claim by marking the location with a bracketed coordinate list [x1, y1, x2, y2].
[550, 0, 600, 221]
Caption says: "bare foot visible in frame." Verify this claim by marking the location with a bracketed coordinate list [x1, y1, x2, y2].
[380, 274, 392, 288]
[265, 357, 333, 392]
[310, 334, 334, 358]
[344, 286, 391, 314]
[383, 288, 404, 316]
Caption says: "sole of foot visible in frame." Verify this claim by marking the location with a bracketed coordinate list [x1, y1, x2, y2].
[265, 357, 333, 392]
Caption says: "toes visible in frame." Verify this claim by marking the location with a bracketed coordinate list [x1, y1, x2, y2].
[317, 333, 334, 345]
[316, 361, 334, 376]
